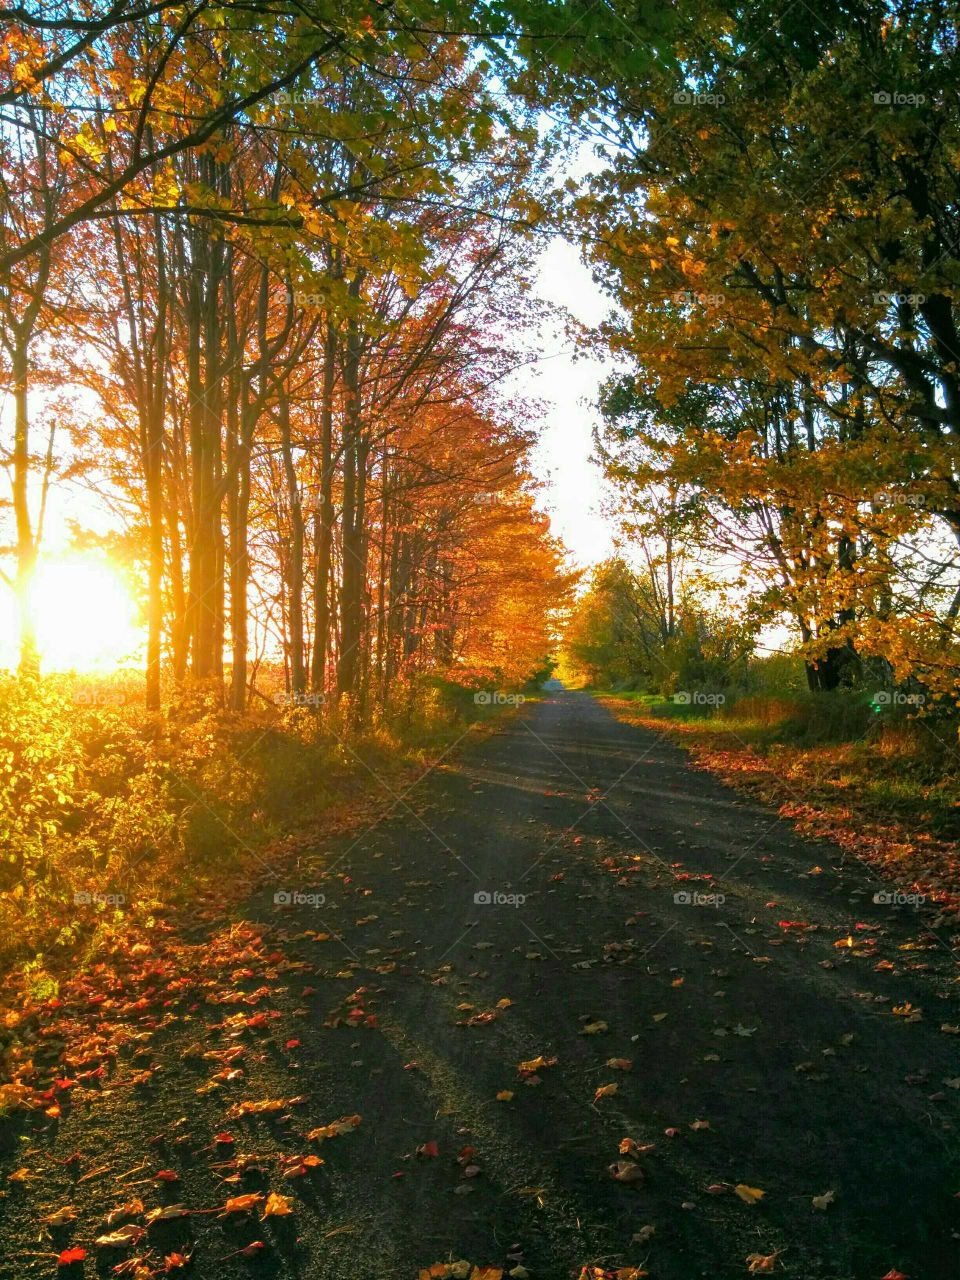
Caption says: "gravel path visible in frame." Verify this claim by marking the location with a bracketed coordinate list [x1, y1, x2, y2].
[2, 687, 958, 1280]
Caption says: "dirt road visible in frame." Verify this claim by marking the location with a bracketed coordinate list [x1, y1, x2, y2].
[2, 688, 958, 1279]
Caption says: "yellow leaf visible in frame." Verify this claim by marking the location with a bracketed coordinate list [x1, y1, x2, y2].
[734, 1184, 765, 1205]
[496, 1090, 514, 1102]
[517, 1055, 557, 1074]
[220, 1193, 264, 1215]
[262, 1192, 295, 1217]
[306, 1114, 362, 1141]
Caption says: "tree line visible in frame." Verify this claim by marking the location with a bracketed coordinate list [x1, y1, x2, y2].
[0, 0, 571, 714]
[4, 0, 959, 710]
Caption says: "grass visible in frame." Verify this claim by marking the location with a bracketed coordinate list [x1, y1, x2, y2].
[594, 687, 960, 910]
[0, 669, 526, 982]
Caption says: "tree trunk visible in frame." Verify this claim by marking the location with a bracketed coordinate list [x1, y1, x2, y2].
[279, 395, 305, 697]
[311, 323, 337, 697]
[11, 339, 38, 676]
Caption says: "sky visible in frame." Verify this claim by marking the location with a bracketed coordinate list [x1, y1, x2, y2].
[520, 236, 617, 570]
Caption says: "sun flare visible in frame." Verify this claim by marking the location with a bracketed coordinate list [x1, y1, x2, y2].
[2, 556, 142, 673]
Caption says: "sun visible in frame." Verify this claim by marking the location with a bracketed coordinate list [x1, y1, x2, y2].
[3, 555, 142, 672]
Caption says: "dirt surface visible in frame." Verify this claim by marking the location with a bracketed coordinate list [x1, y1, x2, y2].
[2, 687, 959, 1280]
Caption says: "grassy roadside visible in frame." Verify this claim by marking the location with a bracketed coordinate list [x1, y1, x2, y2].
[0, 672, 531, 1000]
[593, 689, 960, 919]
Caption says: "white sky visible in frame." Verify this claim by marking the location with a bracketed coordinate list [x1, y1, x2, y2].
[521, 236, 617, 568]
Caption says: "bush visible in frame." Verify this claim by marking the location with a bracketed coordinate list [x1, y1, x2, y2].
[0, 669, 504, 970]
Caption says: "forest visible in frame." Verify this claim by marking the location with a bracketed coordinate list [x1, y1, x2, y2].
[1, 3, 959, 1280]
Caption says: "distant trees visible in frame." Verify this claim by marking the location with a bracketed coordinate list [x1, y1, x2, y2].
[526, 0, 960, 702]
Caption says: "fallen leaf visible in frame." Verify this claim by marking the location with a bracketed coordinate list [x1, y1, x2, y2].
[609, 1160, 644, 1183]
[582, 1021, 608, 1035]
[262, 1192, 295, 1217]
[606, 1058, 633, 1071]
[44, 1207, 79, 1227]
[145, 1204, 189, 1224]
[220, 1193, 265, 1215]
[735, 1184, 765, 1205]
[746, 1253, 778, 1273]
[95, 1224, 147, 1248]
[517, 1055, 557, 1075]
[496, 1091, 514, 1102]
[306, 1114, 362, 1141]
[812, 1190, 835, 1210]
[619, 1138, 654, 1157]
[593, 1083, 618, 1102]
[57, 1248, 86, 1267]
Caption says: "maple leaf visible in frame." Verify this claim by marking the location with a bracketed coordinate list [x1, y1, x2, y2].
[105, 1198, 145, 1225]
[95, 1223, 147, 1247]
[225, 1098, 286, 1118]
[44, 1206, 79, 1226]
[57, 1248, 86, 1267]
[220, 1193, 265, 1215]
[517, 1055, 557, 1075]
[262, 1192, 295, 1217]
[144, 1204, 189, 1224]
[306, 1114, 362, 1141]
[735, 1184, 766, 1205]
[746, 1253, 778, 1273]
[619, 1138, 654, 1157]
